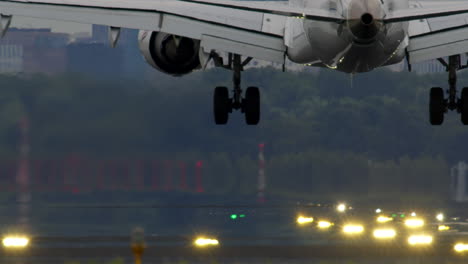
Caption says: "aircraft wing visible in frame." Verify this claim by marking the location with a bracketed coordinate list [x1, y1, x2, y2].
[0, 0, 343, 64]
[392, 1, 468, 64]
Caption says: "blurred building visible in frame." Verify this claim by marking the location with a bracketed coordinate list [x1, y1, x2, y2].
[0, 28, 69, 74]
[451, 162, 468, 203]
[66, 42, 124, 75]
[411, 60, 446, 73]
[0, 26, 143, 76]
[92, 24, 108, 44]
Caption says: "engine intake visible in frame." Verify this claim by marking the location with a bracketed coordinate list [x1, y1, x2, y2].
[138, 31, 201, 76]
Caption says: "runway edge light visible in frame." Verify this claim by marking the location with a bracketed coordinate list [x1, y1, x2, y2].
[454, 243, 468, 253]
[297, 215, 314, 225]
[408, 234, 433, 246]
[343, 224, 364, 235]
[373, 228, 397, 239]
[194, 237, 219, 247]
[2, 236, 30, 248]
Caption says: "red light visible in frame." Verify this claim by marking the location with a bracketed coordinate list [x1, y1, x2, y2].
[196, 161, 203, 168]
[259, 143, 265, 150]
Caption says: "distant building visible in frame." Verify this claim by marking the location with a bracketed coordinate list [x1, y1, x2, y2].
[0, 45, 23, 72]
[0, 27, 137, 76]
[92, 24, 108, 44]
[411, 60, 446, 73]
[0, 28, 69, 74]
[451, 161, 468, 203]
[66, 42, 124, 75]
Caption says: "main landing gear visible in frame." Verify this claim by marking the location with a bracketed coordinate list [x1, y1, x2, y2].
[430, 55, 468, 125]
[212, 53, 260, 125]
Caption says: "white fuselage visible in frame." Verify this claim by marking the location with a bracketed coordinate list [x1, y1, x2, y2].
[286, 0, 409, 73]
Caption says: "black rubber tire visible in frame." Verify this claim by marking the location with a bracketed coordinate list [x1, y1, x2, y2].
[244, 87, 260, 125]
[429, 87, 445, 126]
[214, 86, 230, 125]
[461, 88, 468, 125]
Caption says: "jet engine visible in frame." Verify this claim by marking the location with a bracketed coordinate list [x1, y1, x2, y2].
[138, 30, 201, 76]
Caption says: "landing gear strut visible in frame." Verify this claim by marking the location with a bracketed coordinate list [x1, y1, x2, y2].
[430, 55, 468, 125]
[212, 53, 260, 125]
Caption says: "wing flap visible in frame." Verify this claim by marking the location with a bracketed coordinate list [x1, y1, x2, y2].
[201, 34, 285, 63]
[0, 0, 275, 34]
[181, 0, 343, 22]
[408, 26, 468, 64]
[0, 1, 162, 31]
[386, 3, 468, 23]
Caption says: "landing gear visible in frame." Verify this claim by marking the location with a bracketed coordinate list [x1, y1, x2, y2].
[430, 55, 468, 125]
[212, 53, 260, 125]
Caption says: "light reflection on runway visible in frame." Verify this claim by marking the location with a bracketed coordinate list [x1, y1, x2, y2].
[1, 257, 468, 264]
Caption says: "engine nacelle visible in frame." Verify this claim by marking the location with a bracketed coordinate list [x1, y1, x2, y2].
[138, 30, 201, 76]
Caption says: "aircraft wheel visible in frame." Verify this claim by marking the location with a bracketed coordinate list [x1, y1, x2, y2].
[461, 87, 468, 125]
[214, 86, 230, 125]
[244, 87, 260, 125]
[429, 87, 445, 125]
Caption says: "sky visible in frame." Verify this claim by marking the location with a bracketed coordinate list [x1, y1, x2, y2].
[11, 17, 91, 34]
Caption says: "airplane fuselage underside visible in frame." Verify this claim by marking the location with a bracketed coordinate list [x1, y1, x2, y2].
[287, 0, 409, 73]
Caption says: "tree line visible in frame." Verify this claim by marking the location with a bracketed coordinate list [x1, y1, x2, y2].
[0, 67, 465, 203]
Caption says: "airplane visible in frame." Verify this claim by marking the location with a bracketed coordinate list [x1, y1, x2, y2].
[0, 0, 468, 126]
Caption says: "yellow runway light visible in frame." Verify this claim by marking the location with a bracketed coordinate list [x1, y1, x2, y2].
[376, 216, 393, 223]
[194, 237, 219, 247]
[408, 234, 433, 246]
[373, 228, 397, 239]
[2, 236, 29, 248]
[454, 243, 468, 253]
[317, 221, 333, 229]
[297, 216, 314, 225]
[343, 224, 364, 235]
[405, 218, 425, 228]
[438, 225, 450, 231]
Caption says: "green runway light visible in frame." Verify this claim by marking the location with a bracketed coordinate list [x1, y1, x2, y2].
[400, 214, 406, 218]
[230, 214, 238, 220]
[392, 214, 397, 218]
[240, 214, 246, 218]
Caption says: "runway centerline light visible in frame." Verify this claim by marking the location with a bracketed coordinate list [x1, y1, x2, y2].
[2, 236, 30, 248]
[297, 216, 314, 225]
[454, 243, 468, 253]
[377, 216, 393, 223]
[317, 221, 333, 229]
[337, 203, 347, 213]
[194, 237, 219, 247]
[405, 218, 425, 228]
[343, 224, 364, 235]
[373, 228, 397, 239]
[408, 235, 433, 246]
[438, 225, 450, 231]
[375, 208, 382, 214]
